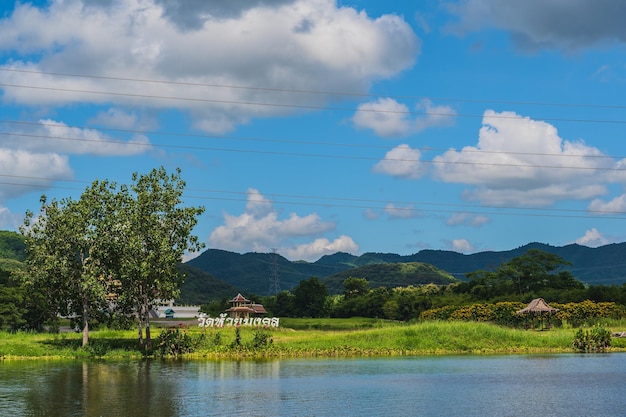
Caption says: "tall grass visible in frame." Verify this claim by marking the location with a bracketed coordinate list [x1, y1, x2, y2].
[2, 320, 625, 360]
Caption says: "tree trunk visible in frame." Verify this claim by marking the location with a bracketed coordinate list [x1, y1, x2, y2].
[145, 305, 152, 349]
[82, 301, 89, 347]
[137, 309, 144, 347]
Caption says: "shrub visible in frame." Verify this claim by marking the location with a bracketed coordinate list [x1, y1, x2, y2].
[250, 328, 273, 349]
[572, 326, 612, 353]
[154, 326, 195, 357]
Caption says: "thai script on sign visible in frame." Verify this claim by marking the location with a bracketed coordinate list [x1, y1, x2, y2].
[198, 313, 280, 328]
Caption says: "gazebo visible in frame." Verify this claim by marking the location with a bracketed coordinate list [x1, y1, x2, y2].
[516, 298, 559, 329]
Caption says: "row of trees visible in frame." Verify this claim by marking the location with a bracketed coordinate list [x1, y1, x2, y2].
[19, 167, 204, 348]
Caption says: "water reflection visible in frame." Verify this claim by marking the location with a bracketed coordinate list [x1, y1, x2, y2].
[1, 354, 625, 417]
[1, 361, 180, 417]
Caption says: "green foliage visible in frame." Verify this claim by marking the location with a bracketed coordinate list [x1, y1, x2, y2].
[250, 328, 273, 348]
[573, 326, 612, 352]
[293, 277, 328, 317]
[0, 231, 27, 262]
[176, 263, 239, 305]
[324, 262, 457, 293]
[19, 167, 204, 348]
[154, 326, 198, 357]
[554, 300, 625, 327]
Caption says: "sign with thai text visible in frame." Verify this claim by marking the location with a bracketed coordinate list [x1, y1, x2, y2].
[198, 313, 280, 328]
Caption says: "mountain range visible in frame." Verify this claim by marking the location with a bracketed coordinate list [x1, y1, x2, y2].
[2, 230, 626, 304]
[185, 242, 626, 298]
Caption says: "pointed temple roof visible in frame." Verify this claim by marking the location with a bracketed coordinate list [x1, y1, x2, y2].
[229, 293, 250, 303]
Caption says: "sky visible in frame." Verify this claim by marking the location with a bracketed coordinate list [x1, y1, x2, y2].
[1, 0, 626, 262]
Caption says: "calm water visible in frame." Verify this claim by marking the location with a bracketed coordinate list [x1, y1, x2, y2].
[1, 354, 625, 417]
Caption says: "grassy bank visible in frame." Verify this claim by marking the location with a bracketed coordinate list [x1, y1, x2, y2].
[2, 319, 626, 360]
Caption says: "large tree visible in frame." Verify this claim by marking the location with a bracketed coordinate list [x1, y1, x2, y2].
[21, 181, 119, 346]
[20, 167, 204, 348]
[293, 277, 328, 318]
[113, 167, 205, 348]
[463, 249, 583, 299]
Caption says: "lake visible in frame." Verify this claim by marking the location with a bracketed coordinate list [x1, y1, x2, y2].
[1, 354, 625, 416]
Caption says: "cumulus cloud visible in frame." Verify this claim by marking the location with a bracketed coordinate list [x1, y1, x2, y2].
[208, 188, 358, 261]
[445, 0, 626, 51]
[373, 144, 424, 179]
[588, 194, 626, 214]
[352, 98, 456, 137]
[445, 238, 474, 253]
[0, 119, 151, 156]
[0, 0, 419, 133]
[574, 228, 612, 247]
[433, 110, 616, 206]
[0, 148, 73, 200]
[283, 235, 359, 261]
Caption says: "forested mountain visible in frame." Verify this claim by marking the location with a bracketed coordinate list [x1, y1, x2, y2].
[323, 262, 458, 294]
[3, 229, 626, 301]
[186, 242, 626, 295]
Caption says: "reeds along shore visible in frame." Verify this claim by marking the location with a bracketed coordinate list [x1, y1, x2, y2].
[2, 318, 626, 360]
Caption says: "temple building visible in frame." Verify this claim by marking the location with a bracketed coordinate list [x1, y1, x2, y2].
[226, 293, 267, 319]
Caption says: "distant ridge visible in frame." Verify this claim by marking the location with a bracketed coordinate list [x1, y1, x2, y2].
[186, 242, 626, 295]
[2, 230, 625, 300]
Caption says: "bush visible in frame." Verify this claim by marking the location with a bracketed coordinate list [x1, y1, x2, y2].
[572, 326, 612, 352]
[154, 326, 196, 357]
[250, 328, 273, 349]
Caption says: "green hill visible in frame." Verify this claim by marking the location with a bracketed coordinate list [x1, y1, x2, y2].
[0, 230, 26, 271]
[323, 262, 459, 293]
[185, 242, 626, 294]
[176, 263, 240, 305]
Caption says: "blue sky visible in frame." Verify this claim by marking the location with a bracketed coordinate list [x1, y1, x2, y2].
[2, 0, 626, 261]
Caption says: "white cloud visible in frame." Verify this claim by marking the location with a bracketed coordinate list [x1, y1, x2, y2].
[208, 188, 357, 261]
[446, 238, 474, 253]
[353, 98, 411, 137]
[574, 228, 612, 247]
[446, 212, 490, 227]
[352, 98, 455, 137]
[433, 110, 616, 206]
[0, 0, 419, 133]
[1, 119, 152, 156]
[88, 108, 154, 130]
[0, 148, 73, 200]
[373, 144, 424, 179]
[384, 203, 420, 219]
[0, 206, 24, 230]
[283, 235, 359, 261]
[588, 194, 626, 214]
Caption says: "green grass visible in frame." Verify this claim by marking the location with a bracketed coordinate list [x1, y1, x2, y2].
[2, 319, 626, 360]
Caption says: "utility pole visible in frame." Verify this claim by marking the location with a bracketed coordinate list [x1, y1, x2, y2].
[268, 248, 281, 295]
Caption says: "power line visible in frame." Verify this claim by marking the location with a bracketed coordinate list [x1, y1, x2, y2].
[3, 174, 626, 219]
[3, 125, 626, 172]
[2, 67, 626, 110]
[3, 82, 626, 125]
[2, 118, 624, 160]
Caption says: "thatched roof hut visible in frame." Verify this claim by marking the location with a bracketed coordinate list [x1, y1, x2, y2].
[516, 298, 559, 314]
[517, 298, 559, 330]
